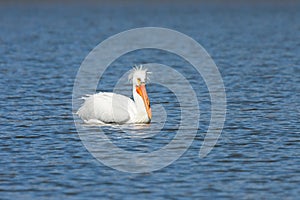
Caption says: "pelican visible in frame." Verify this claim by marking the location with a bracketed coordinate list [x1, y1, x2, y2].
[77, 66, 152, 124]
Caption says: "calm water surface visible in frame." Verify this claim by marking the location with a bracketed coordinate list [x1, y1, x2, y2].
[0, 2, 300, 199]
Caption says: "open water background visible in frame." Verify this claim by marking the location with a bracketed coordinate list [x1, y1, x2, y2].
[0, 1, 299, 199]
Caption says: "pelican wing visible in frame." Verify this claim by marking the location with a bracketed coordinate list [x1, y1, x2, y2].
[77, 92, 136, 124]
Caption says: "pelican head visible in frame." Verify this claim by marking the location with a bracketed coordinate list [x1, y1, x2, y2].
[129, 65, 152, 122]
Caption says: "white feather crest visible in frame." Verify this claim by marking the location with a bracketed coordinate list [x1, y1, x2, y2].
[128, 64, 151, 83]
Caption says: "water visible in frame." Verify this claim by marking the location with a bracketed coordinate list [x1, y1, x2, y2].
[1, 2, 300, 199]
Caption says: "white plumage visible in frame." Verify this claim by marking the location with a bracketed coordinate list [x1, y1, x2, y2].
[77, 66, 152, 124]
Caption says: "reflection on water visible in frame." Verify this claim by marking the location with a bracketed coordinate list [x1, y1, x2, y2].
[1, 2, 300, 199]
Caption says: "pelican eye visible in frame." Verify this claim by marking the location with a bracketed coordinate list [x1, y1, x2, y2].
[137, 78, 141, 85]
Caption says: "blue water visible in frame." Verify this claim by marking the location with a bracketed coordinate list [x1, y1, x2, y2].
[1, 2, 300, 199]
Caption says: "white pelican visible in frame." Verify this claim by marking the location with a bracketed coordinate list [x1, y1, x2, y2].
[77, 66, 152, 124]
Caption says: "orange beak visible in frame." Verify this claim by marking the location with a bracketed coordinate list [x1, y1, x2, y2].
[136, 84, 152, 120]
